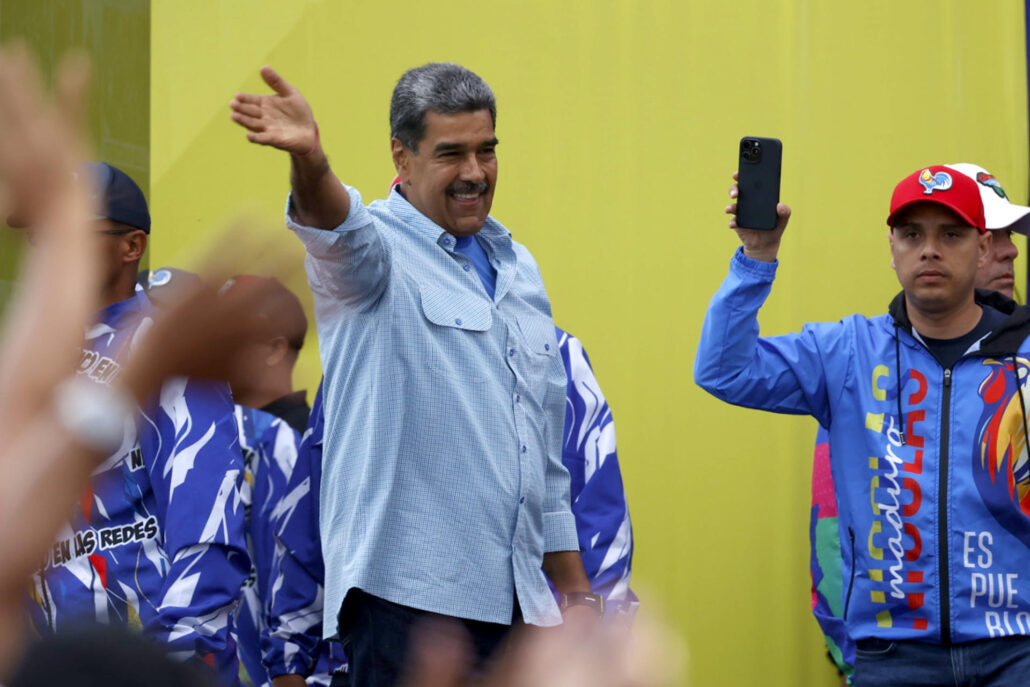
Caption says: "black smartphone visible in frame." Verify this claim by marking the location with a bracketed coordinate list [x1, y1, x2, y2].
[736, 136, 782, 231]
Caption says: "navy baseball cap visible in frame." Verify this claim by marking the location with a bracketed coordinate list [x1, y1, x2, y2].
[85, 162, 150, 234]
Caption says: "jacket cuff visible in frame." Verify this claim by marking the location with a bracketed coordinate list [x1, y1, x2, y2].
[731, 246, 779, 279]
[543, 510, 580, 552]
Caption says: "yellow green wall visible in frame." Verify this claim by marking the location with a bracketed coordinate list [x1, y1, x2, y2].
[5, 1, 1024, 685]
[0, 0, 149, 308]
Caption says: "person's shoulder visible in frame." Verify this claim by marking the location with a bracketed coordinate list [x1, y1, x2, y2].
[799, 312, 888, 345]
[239, 404, 279, 433]
[507, 236, 543, 276]
[816, 311, 889, 329]
[158, 376, 235, 417]
[554, 327, 592, 365]
[366, 196, 393, 221]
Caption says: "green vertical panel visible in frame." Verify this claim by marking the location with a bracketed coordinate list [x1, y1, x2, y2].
[0, 0, 149, 313]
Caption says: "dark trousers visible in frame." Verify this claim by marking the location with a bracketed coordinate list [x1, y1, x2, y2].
[339, 589, 522, 687]
[853, 636, 1030, 686]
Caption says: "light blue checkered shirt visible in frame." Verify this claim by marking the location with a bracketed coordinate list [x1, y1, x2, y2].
[287, 185, 579, 637]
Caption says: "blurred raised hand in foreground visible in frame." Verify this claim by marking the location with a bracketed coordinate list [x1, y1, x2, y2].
[0, 44, 303, 680]
[402, 610, 686, 687]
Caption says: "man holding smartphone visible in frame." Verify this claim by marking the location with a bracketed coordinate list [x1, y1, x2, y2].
[696, 166, 1030, 685]
[807, 162, 1030, 685]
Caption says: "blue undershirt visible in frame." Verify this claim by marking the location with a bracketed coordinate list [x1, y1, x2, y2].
[454, 234, 497, 300]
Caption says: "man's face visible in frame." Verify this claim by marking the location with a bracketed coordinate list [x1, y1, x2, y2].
[975, 228, 1019, 299]
[393, 109, 498, 237]
[889, 203, 991, 314]
[93, 219, 145, 281]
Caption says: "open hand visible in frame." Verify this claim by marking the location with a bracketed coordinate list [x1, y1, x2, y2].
[725, 171, 791, 262]
[230, 66, 318, 156]
[0, 45, 99, 436]
[0, 43, 92, 229]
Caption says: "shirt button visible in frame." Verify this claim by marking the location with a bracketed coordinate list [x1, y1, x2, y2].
[509, 349, 515, 357]
[463, 264, 471, 272]
[521, 445, 527, 453]
[544, 343, 550, 351]
[520, 496, 526, 504]
[455, 318, 462, 326]
[515, 394, 520, 403]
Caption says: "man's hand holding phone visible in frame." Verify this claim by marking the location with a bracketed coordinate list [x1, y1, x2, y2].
[726, 171, 791, 263]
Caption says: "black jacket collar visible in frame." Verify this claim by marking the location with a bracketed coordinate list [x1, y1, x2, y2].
[887, 289, 1030, 356]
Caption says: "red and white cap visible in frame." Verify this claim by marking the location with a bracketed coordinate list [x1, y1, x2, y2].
[945, 163, 1030, 235]
[887, 165, 986, 233]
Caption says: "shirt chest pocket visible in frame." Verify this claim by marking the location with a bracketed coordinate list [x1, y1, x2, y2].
[418, 284, 494, 380]
[515, 314, 562, 390]
[516, 314, 558, 358]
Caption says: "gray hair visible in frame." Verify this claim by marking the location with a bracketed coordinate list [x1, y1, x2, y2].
[390, 63, 496, 153]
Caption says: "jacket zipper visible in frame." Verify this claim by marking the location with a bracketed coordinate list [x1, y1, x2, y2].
[938, 367, 952, 644]
[844, 527, 856, 621]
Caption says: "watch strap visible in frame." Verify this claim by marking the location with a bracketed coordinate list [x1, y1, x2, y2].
[559, 591, 605, 616]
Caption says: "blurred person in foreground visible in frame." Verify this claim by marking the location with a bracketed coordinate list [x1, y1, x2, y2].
[398, 609, 683, 687]
[0, 45, 301, 683]
[697, 165, 1030, 686]
[8, 625, 219, 687]
[231, 63, 592, 687]
[808, 163, 1030, 684]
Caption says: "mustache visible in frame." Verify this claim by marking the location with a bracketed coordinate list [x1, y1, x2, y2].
[446, 181, 489, 195]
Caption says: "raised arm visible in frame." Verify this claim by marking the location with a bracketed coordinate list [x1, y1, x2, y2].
[231, 67, 390, 308]
[694, 173, 847, 426]
[230, 66, 349, 229]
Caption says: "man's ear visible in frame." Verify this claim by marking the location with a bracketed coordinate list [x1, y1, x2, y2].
[977, 230, 992, 268]
[392, 138, 412, 184]
[888, 228, 896, 270]
[264, 336, 290, 367]
[124, 230, 147, 263]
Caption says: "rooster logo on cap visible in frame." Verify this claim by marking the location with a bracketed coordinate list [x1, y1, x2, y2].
[918, 168, 953, 195]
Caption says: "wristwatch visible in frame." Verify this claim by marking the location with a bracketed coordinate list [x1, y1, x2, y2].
[559, 592, 605, 616]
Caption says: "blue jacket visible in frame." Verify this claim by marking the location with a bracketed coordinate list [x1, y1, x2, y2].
[28, 291, 250, 686]
[696, 250, 1030, 644]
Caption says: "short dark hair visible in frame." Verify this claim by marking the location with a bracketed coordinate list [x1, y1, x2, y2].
[390, 63, 496, 153]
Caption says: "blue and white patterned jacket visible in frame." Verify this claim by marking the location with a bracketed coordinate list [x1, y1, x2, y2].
[262, 385, 345, 683]
[234, 406, 302, 687]
[27, 291, 250, 686]
[554, 328, 636, 614]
